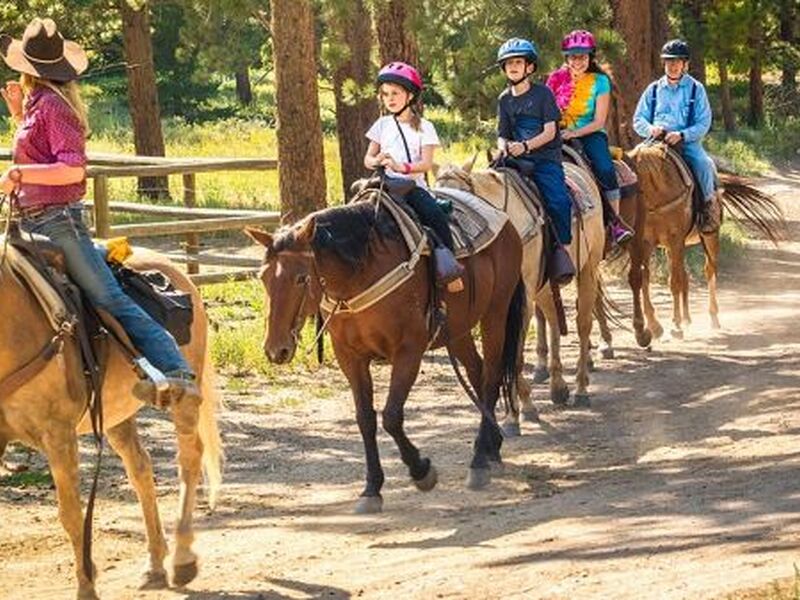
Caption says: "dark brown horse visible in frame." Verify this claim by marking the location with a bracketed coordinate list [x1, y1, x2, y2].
[246, 193, 525, 513]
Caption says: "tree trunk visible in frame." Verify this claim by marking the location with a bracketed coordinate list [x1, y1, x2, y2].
[748, 15, 765, 127]
[235, 68, 253, 106]
[608, 0, 669, 147]
[375, 0, 419, 66]
[718, 60, 736, 132]
[779, 0, 797, 101]
[120, 0, 169, 199]
[330, 0, 379, 201]
[686, 0, 707, 84]
[271, 0, 327, 218]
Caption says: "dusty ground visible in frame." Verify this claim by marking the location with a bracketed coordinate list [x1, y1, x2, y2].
[1, 169, 798, 600]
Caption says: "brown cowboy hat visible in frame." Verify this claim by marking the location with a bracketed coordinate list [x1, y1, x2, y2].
[0, 18, 88, 82]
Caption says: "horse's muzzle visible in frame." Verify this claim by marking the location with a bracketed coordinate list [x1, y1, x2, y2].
[264, 340, 296, 365]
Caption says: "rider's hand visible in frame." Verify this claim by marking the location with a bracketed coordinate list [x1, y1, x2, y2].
[1, 81, 23, 121]
[379, 155, 402, 172]
[664, 131, 683, 146]
[0, 169, 17, 195]
[650, 125, 665, 139]
[508, 141, 527, 157]
[561, 130, 575, 141]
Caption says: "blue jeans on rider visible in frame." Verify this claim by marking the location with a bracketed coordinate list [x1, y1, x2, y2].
[681, 141, 717, 202]
[513, 156, 573, 245]
[403, 185, 456, 251]
[578, 131, 621, 202]
[21, 203, 192, 376]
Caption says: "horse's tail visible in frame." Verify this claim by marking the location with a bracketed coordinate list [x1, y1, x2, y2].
[593, 272, 630, 331]
[501, 278, 526, 403]
[198, 341, 224, 509]
[719, 173, 786, 244]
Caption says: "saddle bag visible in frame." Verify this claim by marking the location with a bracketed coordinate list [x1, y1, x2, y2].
[111, 265, 194, 346]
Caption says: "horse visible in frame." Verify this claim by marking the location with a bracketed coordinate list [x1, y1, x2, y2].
[435, 157, 605, 432]
[0, 248, 222, 600]
[246, 191, 525, 514]
[594, 142, 784, 351]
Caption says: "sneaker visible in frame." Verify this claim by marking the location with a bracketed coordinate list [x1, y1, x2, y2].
[133, 371, 201, 409]
[611, 222, 634, 246]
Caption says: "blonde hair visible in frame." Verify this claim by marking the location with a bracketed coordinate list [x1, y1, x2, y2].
[20, 73, 89, 132]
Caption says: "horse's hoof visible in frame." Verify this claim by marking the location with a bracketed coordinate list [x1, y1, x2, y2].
[670, 328, 684, 340]
[636, 329, 653, 348]
[501, 421, 521, 437]
[600, 346, 615, 360]
[354, 495, 383, 514]
[711, 316, 721, 330]
[650, 324, 664, 339]
[172, 561, 199, 587]
[466, 467, 491, 490]
[533, 367, 550, 384]
[551, 386, 570, 406]
[573, 393, 591, 409]
[139, 569, 169, 590]
[77, 588, 100, 600]
[413, 464, 438, 492]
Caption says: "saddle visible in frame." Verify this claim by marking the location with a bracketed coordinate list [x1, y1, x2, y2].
[562, 142, 640, 200]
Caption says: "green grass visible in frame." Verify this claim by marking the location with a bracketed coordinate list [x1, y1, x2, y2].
[0, 469, 53, 489]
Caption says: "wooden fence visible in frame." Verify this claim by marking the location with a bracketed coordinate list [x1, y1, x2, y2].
[1, 150, 280, 285]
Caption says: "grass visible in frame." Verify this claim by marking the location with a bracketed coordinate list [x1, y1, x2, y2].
[726, 566, 800, 600]
[0, 469, 53, 489]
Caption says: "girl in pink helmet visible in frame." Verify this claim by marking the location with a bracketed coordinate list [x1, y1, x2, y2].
[546, 30, 634, 247]
[364, 62, 464, 288]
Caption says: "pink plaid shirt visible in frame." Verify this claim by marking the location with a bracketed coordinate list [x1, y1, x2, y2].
[13, 87, 87, 209]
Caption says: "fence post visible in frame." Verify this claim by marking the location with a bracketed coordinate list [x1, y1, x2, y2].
[93, 175, 110, 239]
[183, 173, 199, 275]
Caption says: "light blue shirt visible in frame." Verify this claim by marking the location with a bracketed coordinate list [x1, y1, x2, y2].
[632, 74, 712, 143]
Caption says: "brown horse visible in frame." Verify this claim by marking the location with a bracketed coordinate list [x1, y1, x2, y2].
[0, 248, 222, 600]
[246, 192, 525, 513]
[596, 142, 784, 350]
[435, 158, 605, 432]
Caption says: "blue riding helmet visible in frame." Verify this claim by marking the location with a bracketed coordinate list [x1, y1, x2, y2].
[497, 38, 538, 65]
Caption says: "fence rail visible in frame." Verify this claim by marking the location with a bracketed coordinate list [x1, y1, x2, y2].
[1, 150, 279, 284]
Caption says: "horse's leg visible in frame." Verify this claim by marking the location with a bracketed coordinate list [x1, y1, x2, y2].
[574, 269, 599, 408]
[628, 236, 653, 347]
[666, 240, 687, 339]
[641, 242, 663, 340]
[532, 305, 550, 384]
[381, 352, 437, 492]
[43, 429, 98, 600]
[169, 395, 204, 586]
[702, 231, 721, 329]
[536, 294, 569, 406]
[502, 301, 537, 437]
[336, 350, 382, 514]
[593, 285, 615, 360]
[106, 417, 169, 590]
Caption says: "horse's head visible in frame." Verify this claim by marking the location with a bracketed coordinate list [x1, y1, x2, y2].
[246, 219, 322, 365]
[434, 155, 479, 193]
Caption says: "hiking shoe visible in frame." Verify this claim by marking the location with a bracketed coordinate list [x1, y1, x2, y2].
[548, 246, 576, 287]
[700, 196, 722, 234]
[434, 246, 466, 290]
[611, 222, 634, 246]
[133, 371, 201, 409]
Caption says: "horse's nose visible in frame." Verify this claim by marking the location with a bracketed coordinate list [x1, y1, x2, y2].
[266, 343, 293, 364]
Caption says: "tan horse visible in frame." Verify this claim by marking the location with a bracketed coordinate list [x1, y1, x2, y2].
[597, 143, 784, 348]
[436, 158, 605, 433]
[0, 249, 222, 600]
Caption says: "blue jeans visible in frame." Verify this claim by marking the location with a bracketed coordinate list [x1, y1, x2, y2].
[21, 204, 191, 375]
[681, 141, 716, 202]
[577, 131, 621, 202]
[513, 157, 573, 245]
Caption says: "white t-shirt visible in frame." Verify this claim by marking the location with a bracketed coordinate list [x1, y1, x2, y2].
[366, 115, 440, 186]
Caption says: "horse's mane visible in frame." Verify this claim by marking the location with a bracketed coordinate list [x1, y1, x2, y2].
[274, 196, 403, 270]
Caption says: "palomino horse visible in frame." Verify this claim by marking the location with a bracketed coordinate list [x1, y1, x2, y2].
[435, 159, 605, 431]
[597, 142, 784, 349]
[0, 249, 222, 600]
[246, 193, 525, 513]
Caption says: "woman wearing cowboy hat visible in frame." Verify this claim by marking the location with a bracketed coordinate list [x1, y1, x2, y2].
[0, 17, 199, 407]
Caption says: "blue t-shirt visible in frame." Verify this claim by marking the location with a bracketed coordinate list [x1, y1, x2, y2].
[497, 83, 562, 163]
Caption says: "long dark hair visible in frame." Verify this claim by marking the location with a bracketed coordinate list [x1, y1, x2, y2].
[587, 55, 612, 87]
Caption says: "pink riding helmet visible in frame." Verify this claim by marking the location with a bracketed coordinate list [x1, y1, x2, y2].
[376, 62, 423, 95]
[562, 29, 597, 55]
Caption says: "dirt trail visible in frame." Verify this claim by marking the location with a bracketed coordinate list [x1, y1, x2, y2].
[1, 169, 799, 600]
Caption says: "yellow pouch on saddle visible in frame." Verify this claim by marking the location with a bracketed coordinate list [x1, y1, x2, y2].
[100, 237, 133, 264]
[609, 146, 624, 161]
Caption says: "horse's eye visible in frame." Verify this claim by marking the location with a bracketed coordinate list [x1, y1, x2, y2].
[296, 274, 309, 286]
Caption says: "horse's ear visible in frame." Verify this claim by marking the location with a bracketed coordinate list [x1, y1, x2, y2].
[431, 162, 440, 178]
[461, 153, 478, 173]
[245, 227, 274, 249]
[294, 216, 317, 245]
